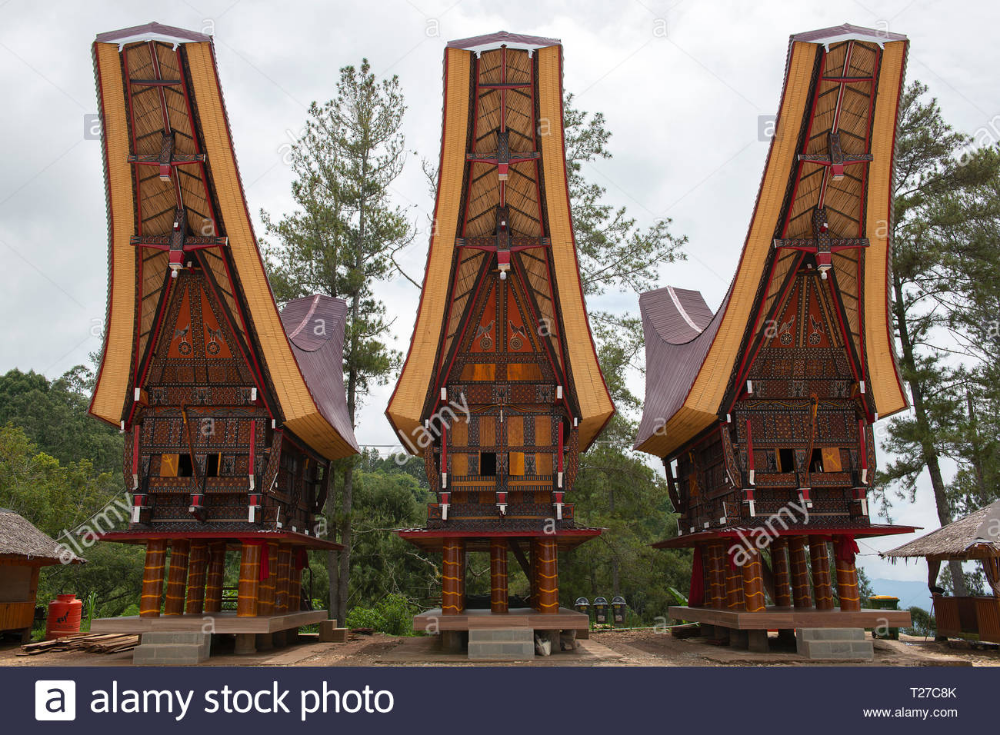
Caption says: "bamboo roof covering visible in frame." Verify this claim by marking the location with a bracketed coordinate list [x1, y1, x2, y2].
[386, 33, 614, 452]
[636, 24, 909, 459]
[884, 502, 1000, 562]
[88, 23, 357, 460]
[0, 509, 83, 565]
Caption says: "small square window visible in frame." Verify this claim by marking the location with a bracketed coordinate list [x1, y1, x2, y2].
[206, 453, 220, 477]
[480, 452, 497, 476]
[777, 448, 795, 473]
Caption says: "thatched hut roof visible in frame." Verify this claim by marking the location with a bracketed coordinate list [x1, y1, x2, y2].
[883, 501, 1000, 562]
[0, 509, 84, 566]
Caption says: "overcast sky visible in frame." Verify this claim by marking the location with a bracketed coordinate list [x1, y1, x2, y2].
[1, 0, 994, 593]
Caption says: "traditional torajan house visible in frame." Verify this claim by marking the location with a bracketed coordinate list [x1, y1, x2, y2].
[0, 509, 83, 642]
[885, 501, 1000, 644]
[386, 32, 614, 648]
[635, 25, 916, 652]
[87, 23, 358, 651]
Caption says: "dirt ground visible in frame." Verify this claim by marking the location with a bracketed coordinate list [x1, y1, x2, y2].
[2, 629, 998, 667]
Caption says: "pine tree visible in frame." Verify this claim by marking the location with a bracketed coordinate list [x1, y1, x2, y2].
[263, 59, 410, 624]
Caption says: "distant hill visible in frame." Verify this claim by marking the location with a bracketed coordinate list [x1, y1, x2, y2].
[867, 578, 933, 611]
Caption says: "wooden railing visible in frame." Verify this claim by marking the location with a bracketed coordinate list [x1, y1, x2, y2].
[933, 595, 1000, 643]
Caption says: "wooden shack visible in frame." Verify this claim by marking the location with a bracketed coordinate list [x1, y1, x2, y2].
[0, 509, 83, 642]
[885, 501, 1000, 643]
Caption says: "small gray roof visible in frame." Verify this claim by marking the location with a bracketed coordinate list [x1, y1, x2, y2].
[0, 509, 84, 565]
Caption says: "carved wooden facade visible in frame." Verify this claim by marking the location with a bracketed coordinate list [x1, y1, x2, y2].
[636, 26, 915, 632]
[89, 24, 356, 631]
[389, 32, 614, 618]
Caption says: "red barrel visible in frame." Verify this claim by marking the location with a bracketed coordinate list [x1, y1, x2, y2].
[45, 594, 83, 640]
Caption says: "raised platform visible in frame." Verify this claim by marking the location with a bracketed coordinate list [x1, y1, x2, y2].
[91, 610, 327, 635]
[414, 607, 590, 632]
[669, 605, 911, 630]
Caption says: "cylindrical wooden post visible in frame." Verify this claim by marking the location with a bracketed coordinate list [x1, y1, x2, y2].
[257, 541, 277, 616]
[724, 546, 746, 610]
[275, 545, 292, 613]
[741, 547, 767, 612]
[705, 542, 727, 609]
[164, 540, 190, 616]
[770, 538, 793, 607]
[442, 539, 465, 615]
[288, 554, 303, 613]
[810, 538, 834, 610]
[788, 536, 812, 608]
[237, 542, 261, 617]
[490, 539, 509, 613]
[533, 538, 559, 614]
[185, 541, 208, 615]
[834, 538, 861, 611]
[140, 539, 167, 618]
[204, 542, 225, 613]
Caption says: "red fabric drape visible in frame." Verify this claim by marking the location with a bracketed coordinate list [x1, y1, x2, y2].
[244, 540, 270, 581]
[727, 543, 741, 570]
[688, 546, 705, 606]
[295, 549, 308, 571]
[836, 535, 860, 562]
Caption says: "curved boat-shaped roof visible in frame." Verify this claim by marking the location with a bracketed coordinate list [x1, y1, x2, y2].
[386, 31, 614, 452]
[636, 24, 909, 458]
[89, 23, 357, 460]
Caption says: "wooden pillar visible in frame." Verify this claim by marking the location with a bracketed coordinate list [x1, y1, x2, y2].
[810, 538, 834, 610]
[185, 541, 208, 614]
[724, 546, 746, 611]
[834, 537, 861, 611]
[288, 552, 303, 613]
[163, 540, 190, 616]
[257, 541, 277, 616]
[442, 539, 465, 615]
[770, 538, 793, 608]
[275, 545, 292, 613]
[788, 536, 812, 608]
[237, 542, 261, 617]
[705, 542, 727, 609]
[533, 538, 558, 614]
[204, 542, 225, 613]
[741, 547, 767, 613]
[490, 539, 509, 613]
[140, 539, 167, 618]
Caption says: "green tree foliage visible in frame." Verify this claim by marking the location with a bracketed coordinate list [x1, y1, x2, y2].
[0, 367, 122, 474]
[262, 59, 412, 624]
[0, 421, 142, 621]
[879, 82, 1000, 594]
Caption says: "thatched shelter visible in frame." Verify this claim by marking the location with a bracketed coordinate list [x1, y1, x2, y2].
[884, 501, 1000, 643]
[0, 509, 83, 641]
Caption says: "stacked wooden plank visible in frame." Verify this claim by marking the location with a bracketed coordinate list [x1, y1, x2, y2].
[18, 633, 139, 656]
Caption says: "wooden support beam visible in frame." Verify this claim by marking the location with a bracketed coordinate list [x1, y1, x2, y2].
[705, 542, 727, 609]
[834, 538, 861, 612]
[490, 539, 509, 614]
[204, 542, 225, 613]
[532, 538, 559, 614]
[274, 545, 292, 614]
[257, 541, 277, 616]
[741, 548, 767, 613]
[140, 540, 167, 618]
[164, 540, 190, 616]
[770, 538, 793, 607]
[442, 539, 465, 615]
[788, 536, 813, 608]
[725, 548, 746, 611]
[810, 539, 835, 611]
[237, 542, 261, 618]
[185, 541, 208, 615]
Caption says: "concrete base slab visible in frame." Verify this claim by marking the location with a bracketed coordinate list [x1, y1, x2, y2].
[796, 628, 873, 660]
[468, 628, 535, 661]
[133, 632, 210, 666]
